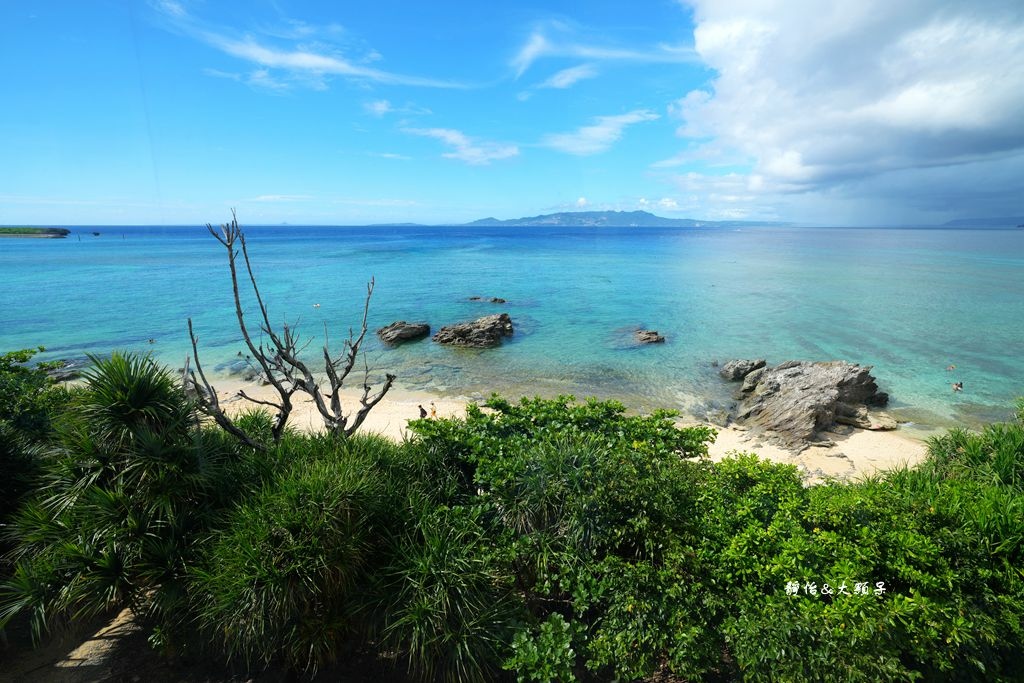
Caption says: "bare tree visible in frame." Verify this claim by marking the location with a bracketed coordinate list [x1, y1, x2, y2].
[187, 211, 395, 448]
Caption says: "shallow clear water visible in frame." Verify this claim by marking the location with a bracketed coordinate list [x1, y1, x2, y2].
[2, 225, 1022, 427]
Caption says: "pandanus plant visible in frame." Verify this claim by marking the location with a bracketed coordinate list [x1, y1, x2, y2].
[0, 352, 232, 642]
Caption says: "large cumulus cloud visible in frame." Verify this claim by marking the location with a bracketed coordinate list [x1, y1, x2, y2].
[674, 0, 1024, 221]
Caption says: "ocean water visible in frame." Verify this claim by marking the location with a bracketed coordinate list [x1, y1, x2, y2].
[2, 225, 1022, 428]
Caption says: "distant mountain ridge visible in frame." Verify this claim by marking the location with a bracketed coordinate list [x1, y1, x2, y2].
[465, 210, 786, 228]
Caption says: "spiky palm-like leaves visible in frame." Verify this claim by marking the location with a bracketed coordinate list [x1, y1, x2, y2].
[0, 352, 232, 642]
[189, 435, 399, 675]
[383, 505, 522, 683]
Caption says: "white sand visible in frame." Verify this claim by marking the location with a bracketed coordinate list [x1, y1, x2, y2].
[696, 420, 927, 483]
[212, 378, 928, 484]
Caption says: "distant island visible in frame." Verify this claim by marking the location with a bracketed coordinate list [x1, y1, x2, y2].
[465, 210, 787, 228]
[0, 227, 71, 238]
[942, 216, 1024, 228]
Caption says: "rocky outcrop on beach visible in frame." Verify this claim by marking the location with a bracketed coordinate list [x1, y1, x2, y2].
[45, 359, 86, 382]
[377, 321, 430, 345]
[719, 358, 766, 380]
[433, 313, 514, 348]
[214, 356, 271, 385]
[634, 330, 665, 344]
[720, 359, 897, 450]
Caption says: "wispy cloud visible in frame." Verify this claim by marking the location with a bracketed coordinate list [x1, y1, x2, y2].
[364, 99, 393, 116]
[153, 0, 186, 18]
[368, 152, 413, 160]
[247, 68, 290, 91]
[203, 33, 464, 88]
[363, 99, 432, 117]
[639, 197, 681, 211]
[249, 194, 314, 202]
[203, 66, 290, 92]
[538, 63, 598, 89]
[151, 2, 464, 89]
[542, 110, 659, 155]
[511, 25, 696, 77]
[403, 127, 519, 165]
[202, 67, 241, 82]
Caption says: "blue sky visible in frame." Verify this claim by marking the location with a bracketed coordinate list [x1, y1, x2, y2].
[2, 0, 1022, 226]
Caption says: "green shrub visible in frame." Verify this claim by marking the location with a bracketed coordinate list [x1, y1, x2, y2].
[0, 353, 234, 641]
[0, 348, 72, 528]
[504, 612, 582, 683]
[0, 347, 71, 440]
[189, 436, 396, 674]
[924, 419, 1024, 492]
[383, 505, 522, 683]
[405, 396, 718, 681]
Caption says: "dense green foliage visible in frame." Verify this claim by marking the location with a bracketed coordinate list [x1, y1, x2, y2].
[2, 352, 1023, 681]
[0, 353, 249, 641]
[189, 434, 397, 673]
[0, 348, 72, 528]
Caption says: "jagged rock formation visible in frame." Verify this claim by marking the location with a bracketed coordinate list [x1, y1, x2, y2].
[721, 359, 897, 450]
[719, 359, 766, 380]
[634, 330, 665, 344]
[433, 313, 514, 348]
[377, 321, 431, 345]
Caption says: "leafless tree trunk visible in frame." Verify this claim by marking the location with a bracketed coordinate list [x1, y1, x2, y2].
[186, 211, 395, 448]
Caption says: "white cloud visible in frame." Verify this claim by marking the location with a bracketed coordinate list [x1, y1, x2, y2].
[153, 0, 186, 18]
[368, 152, 412, 160]
[363, 99, 432, 117]
[542, 110, 659, 155]
[576, 197, 588, 207]
[152, 3, 463, 90]
[512, 33, 551, 77]
[538, 64, 598, 89]
[403, 127, 519, 165]
[250, 194, 314, 202]
[202, 67, 241, 82]
[511, 24, 696, 77]
[673, 0, 1024, 217]
[202, 66, 290, 92]
[364, 99, 393, 116]
[203, 34, 463, 88]
[247, 68, 289, 91]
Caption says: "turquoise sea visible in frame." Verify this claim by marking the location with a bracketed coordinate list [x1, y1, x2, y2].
[2, 225, 1022, 429]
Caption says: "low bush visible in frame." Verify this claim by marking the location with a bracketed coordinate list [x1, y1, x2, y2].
[0, 353, 237, 642]
[405, 395, 719, 681]
[189, 434, 399, 674]
[0, 348, 72, 529]
[383, 505, 523, 683]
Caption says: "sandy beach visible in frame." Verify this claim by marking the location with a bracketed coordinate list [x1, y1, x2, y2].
[212, 378, 929, 484]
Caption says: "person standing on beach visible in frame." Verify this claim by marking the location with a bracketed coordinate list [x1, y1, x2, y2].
[430, 402, 437, 418]
[418, 404, 427, 419]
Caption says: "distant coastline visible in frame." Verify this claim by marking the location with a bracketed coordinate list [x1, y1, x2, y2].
[465, 210, 788, 228]
[0, 227, 71, 238]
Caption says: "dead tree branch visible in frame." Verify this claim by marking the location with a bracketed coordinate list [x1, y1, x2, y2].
[186, 211, 396, 447]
